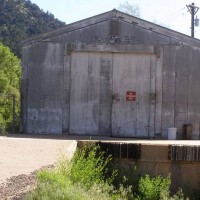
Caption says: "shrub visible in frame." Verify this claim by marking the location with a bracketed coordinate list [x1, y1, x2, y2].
[26, 144, 188, 200]
[70, 143, 115, 189]
[26, 144, 117, 200]
[137, 175, 171, 200]
[26, 181, 111, 200]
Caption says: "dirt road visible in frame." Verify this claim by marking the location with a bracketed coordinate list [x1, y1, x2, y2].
[0, 135, 77, 184]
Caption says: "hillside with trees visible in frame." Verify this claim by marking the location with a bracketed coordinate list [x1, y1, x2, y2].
[0, 0, 65, 57]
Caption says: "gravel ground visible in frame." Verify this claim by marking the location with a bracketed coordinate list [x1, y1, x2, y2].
[0, 170, 37, 200]
[0, 165, 54, 200]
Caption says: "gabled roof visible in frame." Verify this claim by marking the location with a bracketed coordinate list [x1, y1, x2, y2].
[22, 9, 200, 47]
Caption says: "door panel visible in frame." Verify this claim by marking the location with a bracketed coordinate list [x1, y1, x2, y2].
[86, 53, 101, 134]
[70, 52, 89, 134]
[69, 52, 112, 136]
[112, 53, 156, 137]
[112, 53, 137, 136]
[99, 53, 113, 135]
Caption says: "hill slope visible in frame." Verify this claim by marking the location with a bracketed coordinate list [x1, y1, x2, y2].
[0, 0, 65, 57]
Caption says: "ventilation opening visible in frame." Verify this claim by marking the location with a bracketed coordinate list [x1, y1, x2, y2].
[168, 145, 200, 162]
[98, 142, 141, 160]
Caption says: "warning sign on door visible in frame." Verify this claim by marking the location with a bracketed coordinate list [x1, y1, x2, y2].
[126, 91, 136, 101]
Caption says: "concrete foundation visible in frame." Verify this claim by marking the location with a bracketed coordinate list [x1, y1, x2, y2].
[77, 139, 200, 191]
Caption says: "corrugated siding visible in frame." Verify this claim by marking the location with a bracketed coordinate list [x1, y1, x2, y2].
[23, 43, 64, 134]
[162, 46, 200, 139]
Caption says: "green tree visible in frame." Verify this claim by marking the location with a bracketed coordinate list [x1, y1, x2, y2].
[0, 43, 21, 134]
[118, 1, 141, 17]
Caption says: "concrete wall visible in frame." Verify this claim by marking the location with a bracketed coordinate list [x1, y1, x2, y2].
[114, 144, 200, 191]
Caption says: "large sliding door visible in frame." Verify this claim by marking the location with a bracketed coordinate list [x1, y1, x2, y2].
[112, 53, 156, 137]
[69, 44, 157, 137]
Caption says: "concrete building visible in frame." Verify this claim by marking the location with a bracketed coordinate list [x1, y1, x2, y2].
[21, 9, 200, 139]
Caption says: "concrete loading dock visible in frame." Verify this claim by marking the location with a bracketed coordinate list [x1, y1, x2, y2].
[0, 135, 199, 196]
[22, 9, 200, 139]
[76, 138, 200, 192]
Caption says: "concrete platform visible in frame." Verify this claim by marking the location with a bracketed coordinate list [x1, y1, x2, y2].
[6, 134, 200, 146]
[1, 134, 199, 191]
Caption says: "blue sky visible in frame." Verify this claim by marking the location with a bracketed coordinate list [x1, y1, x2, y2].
[30, 0, 200, 39]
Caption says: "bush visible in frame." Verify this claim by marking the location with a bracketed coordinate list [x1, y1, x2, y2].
[136, 175, 171, 200]
[26, 143, 188, 200]
[26, 144, 117, 200]
[70, 143, 115, 189]
[26, 181, 111, 200]
[136, 175, 188, 200]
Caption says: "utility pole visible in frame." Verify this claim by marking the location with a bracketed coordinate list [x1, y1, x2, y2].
[187, 3, 199, 38]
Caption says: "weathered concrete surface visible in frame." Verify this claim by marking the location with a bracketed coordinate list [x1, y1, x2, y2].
[0, 136, 77, 184]
[77, 137, 200, 190]
[76, 137, 200, 190]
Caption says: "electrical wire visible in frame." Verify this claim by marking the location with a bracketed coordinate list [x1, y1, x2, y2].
[159, 7, 187, 21]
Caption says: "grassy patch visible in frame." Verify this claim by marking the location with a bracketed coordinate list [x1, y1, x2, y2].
[25, 143, 189, 200]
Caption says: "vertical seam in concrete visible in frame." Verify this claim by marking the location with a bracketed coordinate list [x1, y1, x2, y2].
[111, 53, 114, 136]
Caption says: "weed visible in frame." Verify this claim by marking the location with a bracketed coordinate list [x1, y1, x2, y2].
[137, 174, 171, 200]
[26, 143, 189, 200]
[70, 144, 114, 188]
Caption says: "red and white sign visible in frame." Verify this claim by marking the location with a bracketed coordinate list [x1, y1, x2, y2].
[126, 91, 136, 101]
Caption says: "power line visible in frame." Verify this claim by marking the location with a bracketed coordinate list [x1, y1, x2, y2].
[161, 10, 188, 23]
[160, 7, 186, 21]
